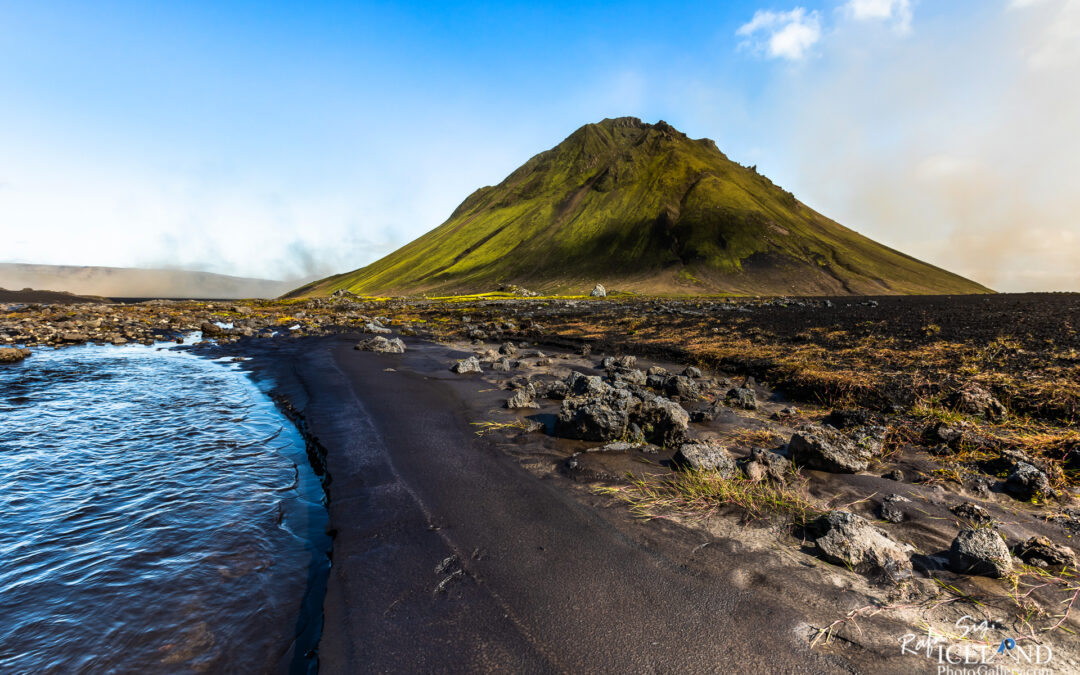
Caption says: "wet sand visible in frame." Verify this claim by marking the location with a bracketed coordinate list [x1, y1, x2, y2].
[244, 334, 869, 674]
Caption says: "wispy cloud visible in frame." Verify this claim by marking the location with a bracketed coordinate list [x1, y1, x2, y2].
[1010, 0, 1080, 68]
[736, 8, 822, 61]
[843, 0, 913, 34]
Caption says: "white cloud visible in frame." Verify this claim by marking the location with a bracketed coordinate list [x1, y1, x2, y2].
[736, 8, 822, 61]
[844, 0, 913, 34]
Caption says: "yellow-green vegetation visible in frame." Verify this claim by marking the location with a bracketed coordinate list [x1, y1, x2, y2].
[289, 117, 990, 298]
[597, 468, 824, 525]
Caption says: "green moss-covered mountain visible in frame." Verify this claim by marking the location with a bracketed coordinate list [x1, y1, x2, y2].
[291, 117, 990, 297]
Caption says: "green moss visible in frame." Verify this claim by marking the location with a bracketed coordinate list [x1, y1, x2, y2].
[288, 117, 992, 298]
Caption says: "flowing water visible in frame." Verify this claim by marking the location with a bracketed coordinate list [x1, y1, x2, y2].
[0, 340, 329, 673]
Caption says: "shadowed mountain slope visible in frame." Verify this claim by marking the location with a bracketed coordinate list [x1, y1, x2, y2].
[291, 117, 990, 297]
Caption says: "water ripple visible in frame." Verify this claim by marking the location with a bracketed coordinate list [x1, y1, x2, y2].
[0, 342, 328, 674]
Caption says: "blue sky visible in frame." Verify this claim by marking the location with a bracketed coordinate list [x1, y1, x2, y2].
[2, 1, 1079, 290]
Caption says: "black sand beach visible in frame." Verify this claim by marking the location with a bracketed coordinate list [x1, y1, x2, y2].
[241, 334, 872, 674]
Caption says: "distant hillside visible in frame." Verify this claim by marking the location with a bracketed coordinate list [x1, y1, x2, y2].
[0, 263, 302, 299]
[291, 117, 990, 298]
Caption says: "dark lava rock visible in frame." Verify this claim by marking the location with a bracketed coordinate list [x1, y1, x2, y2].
[555, 394, 631, 442]
[879, 494, 911, 524]
[664, 375, 701, 401]
[672, 441, 736, 476]
[948, 383, 1007, 422]
[949, 529, 1013, 578]
[788, 426, 868, 473]
[1017, 537, 1076, 568]
[354, 336, 406, 354]
[611, 369, 647, 387]
[725, 387, 757, 410]
[823, 408, 875, 430]
[925, 421, 965, 448]
[741, 448, 791, 483]
[498, 342, 518, 356]
[567, 371, 609, 398]
[1005, 462, 1051, 500]
[883, 469, 904, 482]
[0, 347, 30, 364]
[951, 502, 995, 526]
[506, 386, 539, 410]
[450, 356, 483, 374]
[636, 395, 690, 448]
[813, 511, 913, 582]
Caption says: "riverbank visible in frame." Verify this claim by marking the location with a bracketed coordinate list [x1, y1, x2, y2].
[7, 294, 1080, 672]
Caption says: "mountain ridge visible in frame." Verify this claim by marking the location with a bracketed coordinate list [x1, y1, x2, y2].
[290, 117, 991, 297]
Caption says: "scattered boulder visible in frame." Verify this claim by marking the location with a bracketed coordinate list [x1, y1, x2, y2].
[924, 421, 965, 448]
[823, 408, 876, 430]
[0, 347, 30, 364]
[664, 375, 701, 401]
[590, 284, 607, 298]
[741, 448, 791, 483]
[683, 366, 703, 378]
[492, 357, 512, 372]
[878, 494, 911, 524]
[949, 528, 1013, 578]
[725, 387, 757, 410]
[450, 356, 483, 374]
[951, 502, 995, 526]
[813, 511, 913, 582]
[199, 322, 224, 336]
[566, 371, 609, 397]
[948, 383, 1007, 421]
[498, 342, 518, 356]
[1006, 462, 1051, 500]
[672, 440, 736, 476]
[506, 386, 540, 410]
[788, 426, 870, 473]
[1016, 537, 1076, 568]
[637, 395, 690, 447]
[354, 336, 406, 353]
[555, 395, 630, 442]
[362, 321, 392, 334]
[883, 469, 904, 482]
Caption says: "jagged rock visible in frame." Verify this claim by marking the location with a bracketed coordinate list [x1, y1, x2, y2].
[555, 395, 630, 441]
[0, 347, 30, 363]
[878, 494, 910, 524]
[949, 383, 1007, 421]
[537, 379, 570, 400]
[506, 386, 540, 409]
[492, 357, 512, 372]
[672, 440, 736, 476]
[951, 502, 994, 526]
[354, 336, 406, 353]
[925, 421, 965, 448]
[636, 395, 690, 447]
[450, 356, 483, 374]
[664, 375, 701, 400]
[566, 371, 609, 397]
[590, 284, 607, 297]
[646, 365, 667, 377]
[814, 511, 913, 582]
[949, 528, 1013, 578]
[1006, 462, 1051, 500]
[883, 469, 904, 482]
[683, 366, 703, 378]
[741, 448, 791, 483]
[849, 425, 888, 457]
[788, 425, 870, 473]
[725, 387, 757, 410]
[362, 321, 392, 334]
[823, 408, 875, 430]
[498, 342, 518, 356]
[1017, 537, 1076, 568]
[611, 369, 647, 387]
